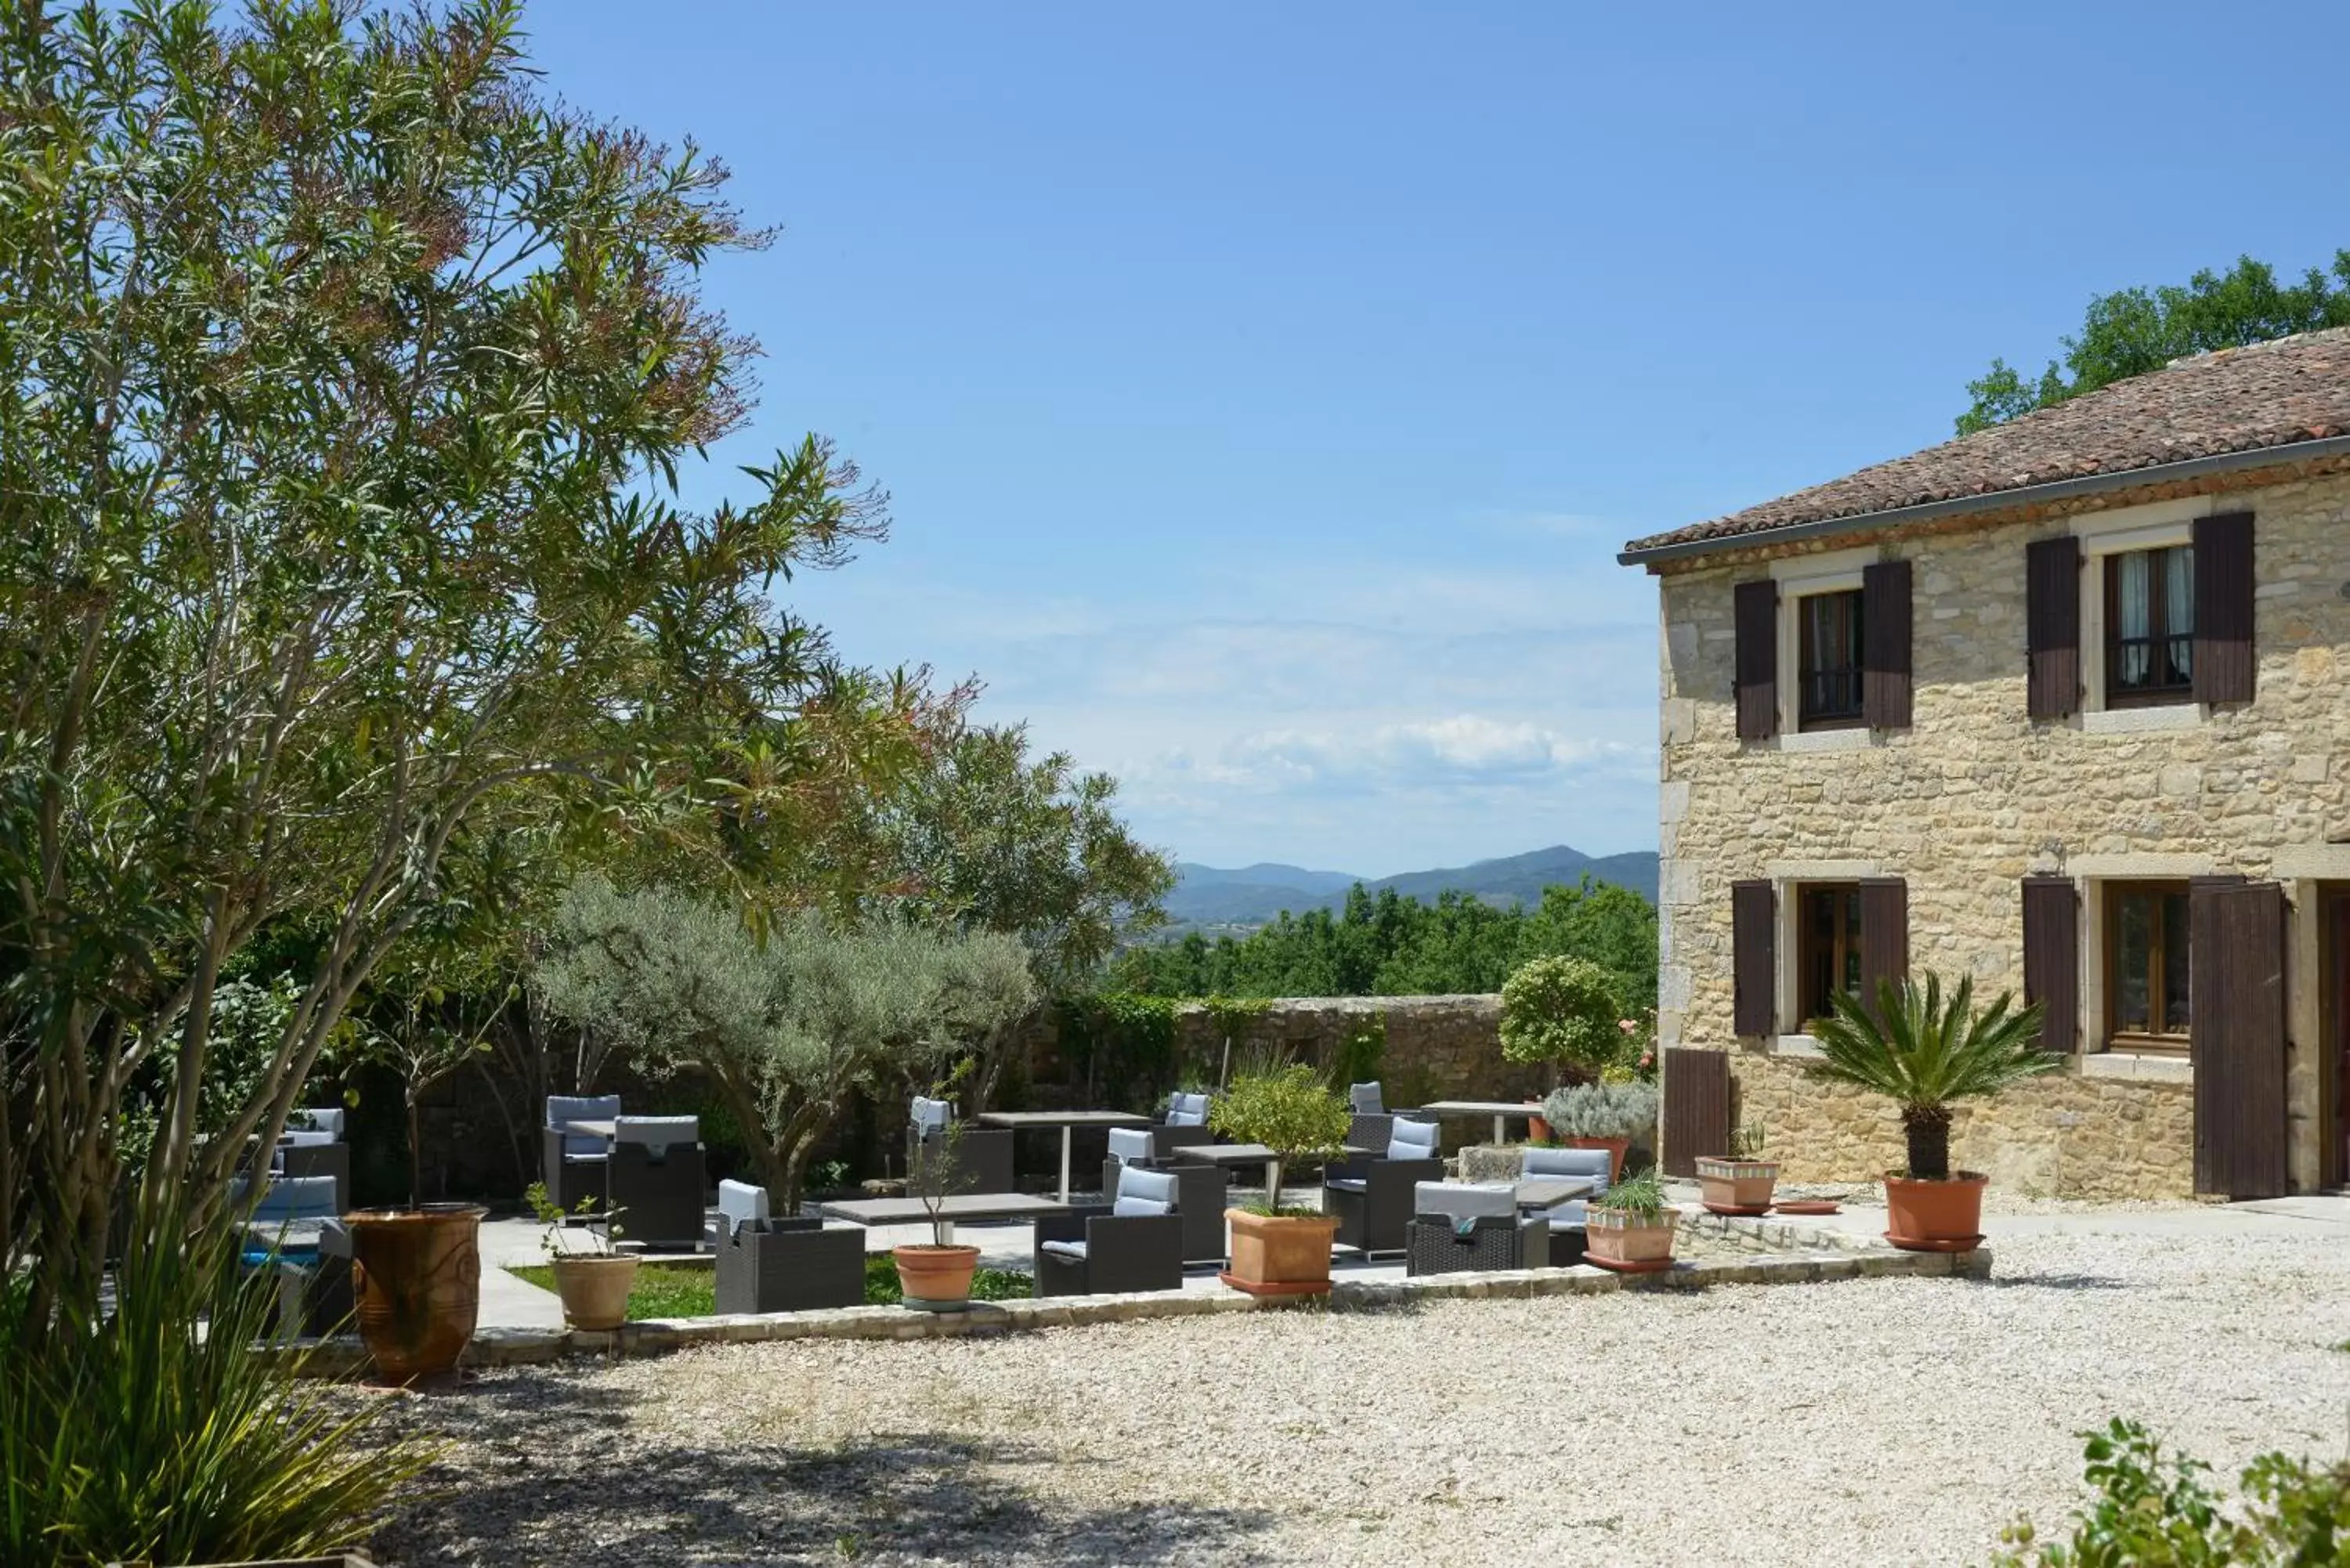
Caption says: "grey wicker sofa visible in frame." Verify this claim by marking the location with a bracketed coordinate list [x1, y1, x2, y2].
[908, 1096, 1018, 1195]
[606, 1115, 706, 1248]
[542, 1093, 621, 1210]
[1033, 1166, 1185, 1296]
[1324, 1117, 1443, 1258]
[715, 1216, 866, 1313]
[1405, 1181, 1546, 1276]
[1098, 1127, 1231, 1264]
[1520, 1145, 1612, 1266]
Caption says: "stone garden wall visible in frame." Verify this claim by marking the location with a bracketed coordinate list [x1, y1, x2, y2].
[1166, 994, 1542, 1106]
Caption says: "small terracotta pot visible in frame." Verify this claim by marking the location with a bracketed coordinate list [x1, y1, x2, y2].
[1694, 1156, 1781, 1213]
[893, 1243, 981, 1309]
[1583, 1206, 1676, 1273]
[551, 1254, 639, 1330]
[346, 1203, 486, 1382]
[1883, 1170, 1988, 1252]
[1221, 1209, 1340, 1298]
[1526, 1113, 1554, 1143]
[1566, 1136, 1630, 1182]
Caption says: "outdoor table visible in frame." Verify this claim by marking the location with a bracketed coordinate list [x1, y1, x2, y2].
[1511, 1176, 1596, 1212]
[237, 1215, 328, 1262]
[974, 1110, 1152, 1202]
[1412, 1099, 1546, 1146]
[564, 1118, 618, 1142]
[813, 1192, 1070, 1245]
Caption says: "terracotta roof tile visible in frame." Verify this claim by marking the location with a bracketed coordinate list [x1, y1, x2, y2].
[1622, 327, 2350, 558]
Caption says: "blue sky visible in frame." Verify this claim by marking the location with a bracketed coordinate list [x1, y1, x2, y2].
[526, 2, 2350, 876]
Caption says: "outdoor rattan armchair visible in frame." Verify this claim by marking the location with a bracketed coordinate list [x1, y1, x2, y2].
[1323, 1117, 1443, 1258]
[606, 1115, 706, 1249]
[1033, 1166, 1185, 1296]
[715, 1216, 865, 1313]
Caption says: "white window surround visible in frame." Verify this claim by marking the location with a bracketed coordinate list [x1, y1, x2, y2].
[2069, 496, 2221, 726]
[1767, 548, 1877, 743]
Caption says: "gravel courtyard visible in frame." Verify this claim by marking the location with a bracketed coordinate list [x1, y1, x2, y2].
[371, 1209, 2350, 1567]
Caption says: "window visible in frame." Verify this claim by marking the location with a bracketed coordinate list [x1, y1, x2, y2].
[2104, 545, 2193, 706]
[1798, 883, 1863, 1024]
[1796, 589, 1865, 729]
[2106, 883, 2190, 1050]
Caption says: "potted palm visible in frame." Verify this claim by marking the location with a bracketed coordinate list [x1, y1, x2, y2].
[1210, 1064, 1350, 1298]
[894, 1114, 981, 1310]
[1538, 1080, 1658, 1181]
[526, 1181, 636, 1329]
[1694, 1123, 1779, 1215]
[1500, 956, 1625, 1139]
[1808, 973, 2053, 1252]
[1583, 1167, 1676, 1273]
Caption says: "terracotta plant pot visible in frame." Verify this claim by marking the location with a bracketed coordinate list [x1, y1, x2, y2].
[1566, 1136, 1630, 1182]
[1694, 1156, 1781, 1214]
[1884, 1170, 1988, 1252]
[1583, 1206, 1676, 1273]
[1221, 1209, 1341, 1298]
[1526, 1112, 1554, 1143]
[894, 1242, 981, 1310]
[346, 1203, 486, 1382]
[551, 1254, 639, 1330]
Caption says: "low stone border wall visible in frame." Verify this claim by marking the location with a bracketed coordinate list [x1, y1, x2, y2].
[277, 1211, 1985, 1378]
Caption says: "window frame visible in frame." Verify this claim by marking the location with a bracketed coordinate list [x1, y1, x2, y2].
[2103, 880, 2192, 1053]
[1795, 587, 1867, 732]
[2101, 544, 2195, 708]
[1795, 881, 1864, 1027]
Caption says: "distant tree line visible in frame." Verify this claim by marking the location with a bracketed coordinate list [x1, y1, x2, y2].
[1112, 879, 1658, 1013]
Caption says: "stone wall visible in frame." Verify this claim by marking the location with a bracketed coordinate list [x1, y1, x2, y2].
[1651, 463, 2350, 1196]
[1729, 1051, 2195, 1199]
[1170, 994, 1544, 1105]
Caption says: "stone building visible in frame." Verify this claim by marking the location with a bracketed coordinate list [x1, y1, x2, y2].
[1619, 329, 2350, 1199]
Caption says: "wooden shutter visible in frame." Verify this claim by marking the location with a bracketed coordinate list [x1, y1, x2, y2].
[1731, 880, 1776, 1037]
[2192, 511, 2255, 705]
[2019, 876, 2079, 1055]
[1862, 558, 1914, 730]
[1661, 1046, 1731, 1176]
[2189, 880, 2287, 1198]
[2025, 535, 2081, 720]
[1734, 580, 1779, 742]
[1858, 877, 1909, 1018]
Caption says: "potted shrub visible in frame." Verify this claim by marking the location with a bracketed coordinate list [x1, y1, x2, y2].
[1209, 1064, 1350, 1298]
[526, 1180, 636, 1329]
[894, 1113, 981, 1310]
[1582, 1167, 1676, 1273]
[1538, 1080, 1658, 1181]
[1500, 956, 1625, 1137]
[1694, 1123, 1779, 1215]
[1808, 973, 2053, 1252]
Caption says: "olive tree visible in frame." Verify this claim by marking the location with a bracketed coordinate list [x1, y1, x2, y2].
[534, 876, 1038, 1207]
[1498, 955, 1626, 1085]
[0, 0, 927, 1326]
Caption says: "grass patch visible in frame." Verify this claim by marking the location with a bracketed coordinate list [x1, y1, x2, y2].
[508, 1254, 1032, 1320]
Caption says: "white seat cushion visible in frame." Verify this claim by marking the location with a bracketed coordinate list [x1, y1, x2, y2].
[1040, 1239, 1088, 1260]
[1325, 1177, 1367, 1194]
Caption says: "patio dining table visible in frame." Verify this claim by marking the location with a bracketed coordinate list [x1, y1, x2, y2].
[814, 1192, 1070, 1246]
[1511, 1175, 1597, 1212]
[1412, 1099, 1548, 1146]
[973, 1110, 1153, 1202]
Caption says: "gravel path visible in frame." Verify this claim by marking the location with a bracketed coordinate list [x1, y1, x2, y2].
[368, 1217, 2350, 1567]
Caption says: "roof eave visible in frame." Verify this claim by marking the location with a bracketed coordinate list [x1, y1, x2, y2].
[1616, 432, 2350, 569]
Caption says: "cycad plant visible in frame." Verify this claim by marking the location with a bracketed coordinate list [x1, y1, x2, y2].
[1807, 973, 2055, 1181]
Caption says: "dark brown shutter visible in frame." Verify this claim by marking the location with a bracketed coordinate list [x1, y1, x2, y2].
[1734, 580, 1779, 742]
[1858, 877, 1909, 1019]
[2019, 876, 2079, 1055]
[1661, 1046, 1731, 1176]
[2026, 535, 2081, 720]
[1862, 558, 1914, 730]
[2192, 511, 2254, 705]
[1732, 880, 1776, 1037]
[2189, 879, 2287, 1198]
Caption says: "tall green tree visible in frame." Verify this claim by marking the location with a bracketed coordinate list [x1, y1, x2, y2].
[0, 0, 931, 1328]
[1958, 251, 2350, 434]
[874, 722, 1173, 1107]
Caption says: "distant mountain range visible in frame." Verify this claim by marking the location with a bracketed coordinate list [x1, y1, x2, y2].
[1162, 844, 1660, 930]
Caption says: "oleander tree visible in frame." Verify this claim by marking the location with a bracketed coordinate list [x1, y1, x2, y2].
[533, 875, 1037, 1206]
[0, 0, 933, 1331]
